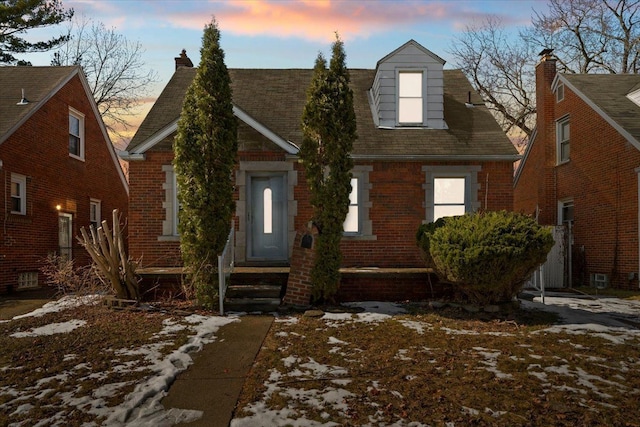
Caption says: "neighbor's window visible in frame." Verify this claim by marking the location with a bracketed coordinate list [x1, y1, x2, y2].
[556, 83, 564, 102]
[343, 177, 359, 234]
[557, 116, 570, 163]
[69, 108, 85, 159]
[11, 173, 27, 215]
[90, 199, 101, 229]
[559, 199, 574, 225]
[398, 71, 423, 124]
[433, 177, 466, 221]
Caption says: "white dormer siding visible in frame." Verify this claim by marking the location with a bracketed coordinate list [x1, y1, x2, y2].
[370, 40, 446, 129]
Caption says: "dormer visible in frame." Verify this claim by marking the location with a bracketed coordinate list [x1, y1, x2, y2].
[369, 40, 447, 129]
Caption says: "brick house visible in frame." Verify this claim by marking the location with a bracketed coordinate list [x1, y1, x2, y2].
[0, 66, 129, 294]
[122, 40, 518, 301]
[514, 52, 640, 289]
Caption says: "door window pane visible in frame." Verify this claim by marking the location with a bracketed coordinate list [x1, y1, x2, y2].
[263, 188, 272, 234]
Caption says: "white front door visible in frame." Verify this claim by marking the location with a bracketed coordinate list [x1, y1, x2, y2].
[58, 213, 73, 259]
[247, 174, 287, 261]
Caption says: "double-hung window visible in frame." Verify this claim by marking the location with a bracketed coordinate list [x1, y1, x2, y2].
[90, 199, 101, 229]
[558, 199, 574, 226]
[343, 177, 359, 234]
[433, 177, 466, 221]
[556, 83, 564, 102]
[557, 116, 570, 163]
[69, 108, 85, 160]
[11, 173, 27, 215]
[423, 165, 480, 223]
[341, 166, 374, 239]
[398, 71, 423, 124]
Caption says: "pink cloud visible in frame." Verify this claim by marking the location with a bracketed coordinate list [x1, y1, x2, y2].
[165, 0, 494, 42]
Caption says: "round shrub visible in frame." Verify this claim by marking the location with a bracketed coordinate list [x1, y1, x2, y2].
[428, 211, 554, 305]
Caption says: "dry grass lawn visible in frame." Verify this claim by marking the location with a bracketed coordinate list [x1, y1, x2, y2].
[235, 304, 640, 426]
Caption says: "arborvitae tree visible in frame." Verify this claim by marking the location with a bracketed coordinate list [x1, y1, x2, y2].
[0, 0, 74, 64]
[300, 35, 357, 303]
[173, 19, 237, 309]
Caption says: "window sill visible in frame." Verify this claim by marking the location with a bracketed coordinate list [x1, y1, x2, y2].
[556, 159, 570, 166]
[157, 235, 180, 242]
[69, 154, 85, 162]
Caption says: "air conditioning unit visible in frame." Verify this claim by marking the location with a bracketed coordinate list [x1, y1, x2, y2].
[590, 273, 609, 289]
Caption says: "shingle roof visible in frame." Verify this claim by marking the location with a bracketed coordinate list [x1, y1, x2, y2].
[0, 66, 78, 144]
[560, 73, 640, 145]
[127, 67, 517, 159]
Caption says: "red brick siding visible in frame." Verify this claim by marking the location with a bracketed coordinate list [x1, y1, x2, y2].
[128, 150, 181, 267]
[0, 75, 129, 293]
[130, 149, 515, 295]
[555, 87, 640, 288]
[515, 58, 640, 288]
[296, 159, 514, 268]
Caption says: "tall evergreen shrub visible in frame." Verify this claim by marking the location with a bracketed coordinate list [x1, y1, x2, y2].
[173, 19, 238, 309]
[300, 35, 357, 302]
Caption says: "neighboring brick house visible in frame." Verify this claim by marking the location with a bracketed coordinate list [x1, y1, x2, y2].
[122, 40, 518, 300]
[0, 66, 129, 294]
[514, 52, 640, 289]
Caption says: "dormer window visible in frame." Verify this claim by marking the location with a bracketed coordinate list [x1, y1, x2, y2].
[398, 71, 423, 124]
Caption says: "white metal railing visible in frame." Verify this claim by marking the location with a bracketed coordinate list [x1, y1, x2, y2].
[218, 222, 235, 315]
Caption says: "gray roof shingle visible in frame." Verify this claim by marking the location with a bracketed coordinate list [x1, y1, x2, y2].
[0, 66, 78, 143]
[127, 67, 517, 159]
[561, 73, 640, 144]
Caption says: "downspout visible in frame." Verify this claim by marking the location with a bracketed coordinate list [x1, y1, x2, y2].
[636, 166, 640, 288]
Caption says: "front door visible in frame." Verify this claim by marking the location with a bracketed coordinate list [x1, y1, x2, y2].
[58, 213, 73, 259]
[248, 174, 287, 261]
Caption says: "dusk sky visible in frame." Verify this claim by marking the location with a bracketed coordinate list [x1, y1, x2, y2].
[22, 0, 549, 140]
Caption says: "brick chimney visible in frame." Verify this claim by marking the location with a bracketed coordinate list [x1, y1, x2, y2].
[534, 48, 558, 225]
[536, 49, 557, 134]
[175, 49, 193, 70]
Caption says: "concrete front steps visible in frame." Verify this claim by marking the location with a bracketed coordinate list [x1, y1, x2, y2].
[222, 269, 288, 313]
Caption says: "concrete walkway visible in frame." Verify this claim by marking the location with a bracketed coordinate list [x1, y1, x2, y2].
[161, 315, 274, 427]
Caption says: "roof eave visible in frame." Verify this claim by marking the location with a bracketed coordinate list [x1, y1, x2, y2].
[129, 105, 300, 156]
[287, 153, 521, 161]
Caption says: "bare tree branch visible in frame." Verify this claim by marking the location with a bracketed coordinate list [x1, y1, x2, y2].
[51, 16, 158, 137]
[450, 0, 640, 143]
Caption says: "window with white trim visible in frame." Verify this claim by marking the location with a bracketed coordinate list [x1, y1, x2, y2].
[556, 83, 564, 102]
[11, 173, 27, 215]
[398, 71, 423, 124]
[69, 108, 85, 160]
[423, 165, 480, 223]
[558, 199, 574, 225]
[90, 199, 101, 229]
[557, 116, 570, 163]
